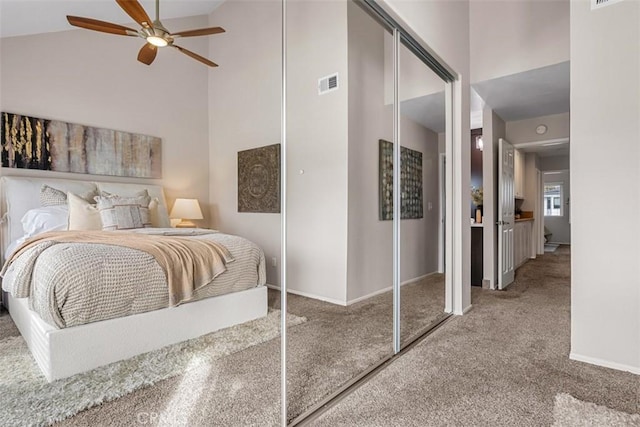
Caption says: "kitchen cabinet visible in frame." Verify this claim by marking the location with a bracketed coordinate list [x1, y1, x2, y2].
[471, 225, 483, 286]
[514, 219, 533, 268]
[514, 148, 525, 199]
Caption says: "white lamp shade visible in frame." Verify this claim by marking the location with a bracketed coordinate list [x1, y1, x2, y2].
[170, 198, 203, 220]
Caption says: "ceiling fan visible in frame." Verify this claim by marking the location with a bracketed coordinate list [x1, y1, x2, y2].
[66, 0, 224, 67]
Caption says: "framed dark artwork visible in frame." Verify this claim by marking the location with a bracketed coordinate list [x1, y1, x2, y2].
[238, 143, 281, 213]
[1, 112, 162, 178]
[379, 139, 423, 220]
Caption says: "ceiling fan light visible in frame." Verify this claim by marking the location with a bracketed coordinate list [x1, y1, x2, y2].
[147, 35, 167, 47]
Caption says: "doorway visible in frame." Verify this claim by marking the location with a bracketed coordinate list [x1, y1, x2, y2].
[542, 169, 571, 251]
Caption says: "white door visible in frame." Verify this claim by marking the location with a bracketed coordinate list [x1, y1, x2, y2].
[498, 138, 515, 289]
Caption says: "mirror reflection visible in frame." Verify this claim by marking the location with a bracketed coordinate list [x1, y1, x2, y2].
[285, 0, 395, 422]
[398, 40, 448, 344]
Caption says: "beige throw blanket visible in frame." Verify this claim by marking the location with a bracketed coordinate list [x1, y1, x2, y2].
[2, 231, 235, 306]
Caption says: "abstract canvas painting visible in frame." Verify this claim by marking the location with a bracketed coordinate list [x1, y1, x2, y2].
[238, 143, 281, 213]
[379, 139, 423, 220]
[1, 112, 162, 178]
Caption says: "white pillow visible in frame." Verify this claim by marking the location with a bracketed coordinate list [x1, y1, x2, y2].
[6, 205, 70, 259]
[68, 192, 102, 231]
[149, 198, 162, 228]
[21, 205, 69, 237]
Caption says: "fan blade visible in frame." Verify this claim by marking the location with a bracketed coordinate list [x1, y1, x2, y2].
[67, 16, 137, 36]
[172, 27, 225, 38]
[137, 43, 157, 65]
[116, 0, 152, 28]
[173, 45, 218, 67]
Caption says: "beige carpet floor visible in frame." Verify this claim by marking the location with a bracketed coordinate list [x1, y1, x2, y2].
[0, 310, 305, 427]
[8, 246, 631, 426]
[311, 246, 640, 426]
[281, 273, 446, 420]
[552, 393, 640, 426]
[0, 274, 446, 425]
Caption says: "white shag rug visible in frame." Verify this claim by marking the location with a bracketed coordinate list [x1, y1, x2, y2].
[0, 310, 305, 427]
[553, 393, 640, 427]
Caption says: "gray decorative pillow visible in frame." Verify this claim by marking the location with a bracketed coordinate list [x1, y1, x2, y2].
[40, 185, 67, 207]
[40, 185, 97, 207]
[95, 195, 152, 231]
[100, 189, 149, 198]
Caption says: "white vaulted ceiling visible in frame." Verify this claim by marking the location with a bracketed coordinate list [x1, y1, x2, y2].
[472, 61, 570, 122]
[0, 0, 225, 38]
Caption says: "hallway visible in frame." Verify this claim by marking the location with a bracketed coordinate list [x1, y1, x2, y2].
[312, 246, 640, 426]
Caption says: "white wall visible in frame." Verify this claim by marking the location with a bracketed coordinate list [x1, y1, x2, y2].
[347, 1, 441, 302]
[208, 1, 282, 286]
[0, 16, 211, 223]
[470, 0, 569, 83]
[383, 0, 472, 314]
[506, 112, 569, 144]
[208, 0, 449, 303]
[570, 0, 640, 374]
[543, 170, 570, 245]
[347, 2, 391, 302]
[384, 32, 447, 105]
[521, 153, 539, 212]
[539, 155, 569, 171]
[482, 107, 505, 288]
[285, 0, 350, 302]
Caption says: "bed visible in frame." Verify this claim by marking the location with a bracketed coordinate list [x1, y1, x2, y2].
[0, 176, 268, 382]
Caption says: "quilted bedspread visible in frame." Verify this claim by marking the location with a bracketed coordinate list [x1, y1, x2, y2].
[1, 229, 266, 328]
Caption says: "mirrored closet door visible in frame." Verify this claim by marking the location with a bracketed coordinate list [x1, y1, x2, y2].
[286, 1, 402, 420]
[281, 0, 456, 424]
[283, 0, 395, 422]
[207, 0, 284, 424]
[398, 37, 449, 345]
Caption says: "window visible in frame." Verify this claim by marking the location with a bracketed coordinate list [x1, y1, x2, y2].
[544, 183, 563, 216]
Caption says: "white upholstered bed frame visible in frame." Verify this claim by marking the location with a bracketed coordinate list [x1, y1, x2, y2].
[0, 175, 267, 382]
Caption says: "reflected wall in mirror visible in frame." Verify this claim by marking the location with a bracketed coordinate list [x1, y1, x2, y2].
[200, 0, 286, 424]
[398, 40, 448, 345]
[285, 0, 395, 422]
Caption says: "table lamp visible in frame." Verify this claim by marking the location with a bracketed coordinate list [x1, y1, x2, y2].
[170, 198, 203, 228]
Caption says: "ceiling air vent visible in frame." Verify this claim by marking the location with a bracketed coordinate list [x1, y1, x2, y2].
[318, 73, 339, 95]
[591, 0, 623, 10]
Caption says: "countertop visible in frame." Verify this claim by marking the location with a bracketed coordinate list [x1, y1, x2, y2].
[515, 217, 534, 222]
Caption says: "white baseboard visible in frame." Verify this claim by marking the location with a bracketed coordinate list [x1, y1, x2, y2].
[346, 272, 439, 305]
[453, 303, 472, 316]
[345, 286, 390, 305]
[569, 352, 640, 375]
[266, 272, 441, 307]
[266, 284, 347, 306]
